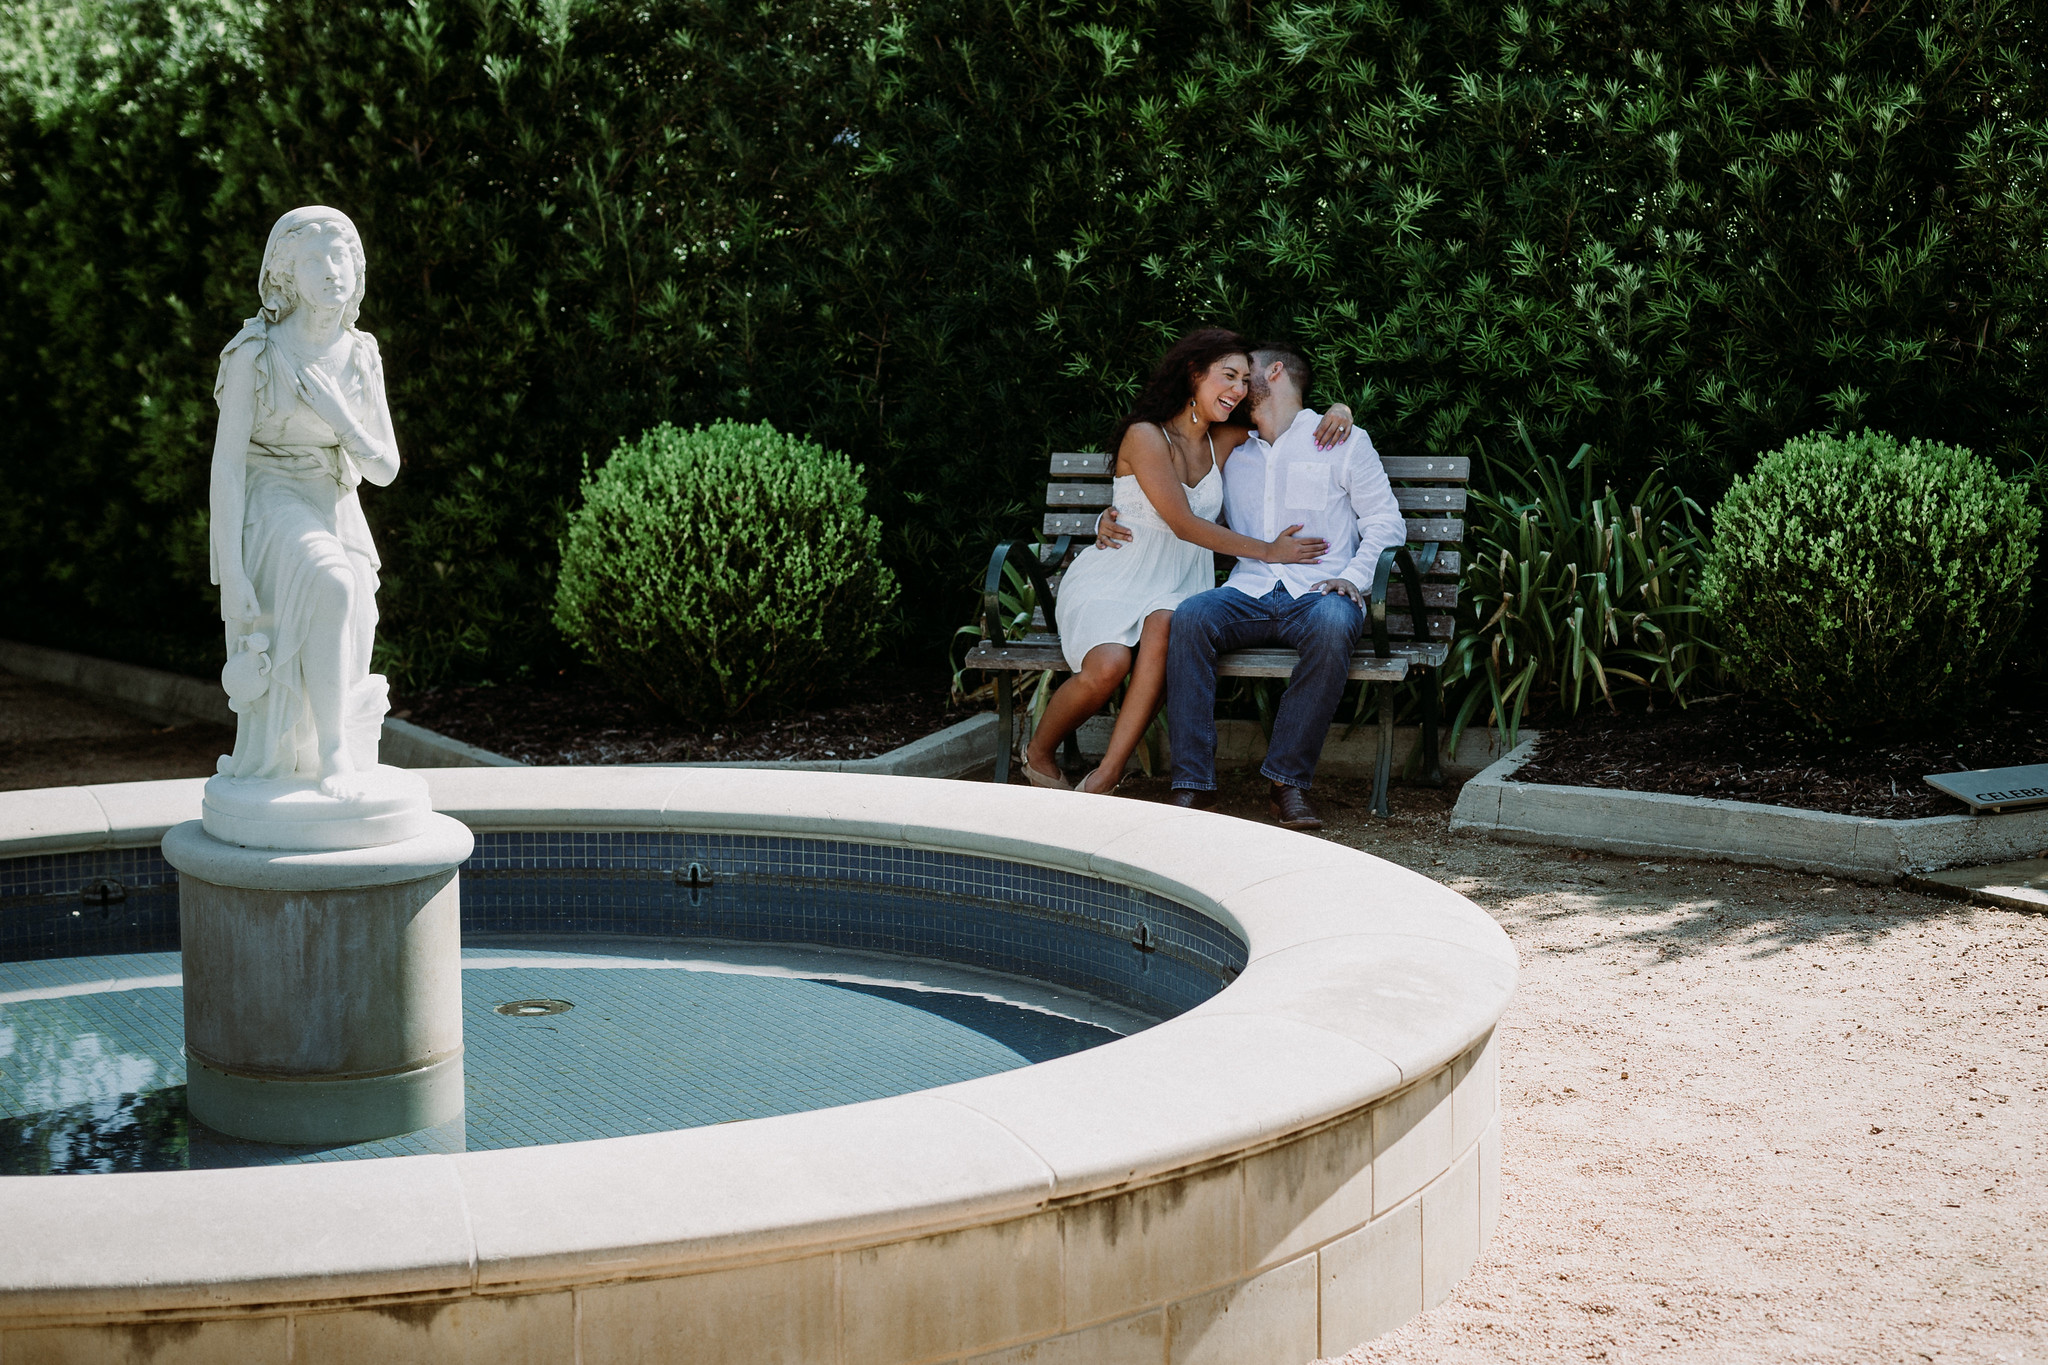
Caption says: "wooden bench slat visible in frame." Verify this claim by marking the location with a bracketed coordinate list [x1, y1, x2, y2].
[1393, 487, 1467, 512]
[1050, 453, 1472, 482]
[1050, 484, 1467, 513]
[1042, 512, 1465, 541]
[996, 611, 1449, 645]
[1029, 596, 1456, 630]
[968, 640, 1410, 682]
[1035, 540, 1458, 577]
[1386, 582, 1459, 609]
[1404, 517, 1463, 542]
[1214, 649, 1408, 681]
[1381, 456, 1470, 481]
[968, 637, 1445, 678]
[1046, 481, 1114, 507]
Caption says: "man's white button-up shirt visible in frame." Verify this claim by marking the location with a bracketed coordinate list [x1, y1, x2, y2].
[1222, 409, 1408, 600]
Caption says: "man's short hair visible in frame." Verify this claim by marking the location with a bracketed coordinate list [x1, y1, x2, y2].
[1252, 341, 1311, 400]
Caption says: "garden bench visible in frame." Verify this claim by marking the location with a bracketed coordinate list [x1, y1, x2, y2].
[968, 449, 1466, 816]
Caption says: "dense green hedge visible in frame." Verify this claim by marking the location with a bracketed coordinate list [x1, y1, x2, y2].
[5, 0, 2046, 684]
[1704, 431, 2038, 731]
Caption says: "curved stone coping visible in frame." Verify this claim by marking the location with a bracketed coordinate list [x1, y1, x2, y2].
[0, 767, 1516, 1342]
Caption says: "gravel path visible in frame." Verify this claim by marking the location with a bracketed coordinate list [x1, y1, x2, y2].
[0, 669, 232, 791]
[1111, 773, 2045, 1364]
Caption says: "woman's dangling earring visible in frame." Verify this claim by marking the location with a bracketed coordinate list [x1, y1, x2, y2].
[1188, 399, 1198, 425]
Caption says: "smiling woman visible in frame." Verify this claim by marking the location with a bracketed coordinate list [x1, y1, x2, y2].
[1020, 329, 1335, 795]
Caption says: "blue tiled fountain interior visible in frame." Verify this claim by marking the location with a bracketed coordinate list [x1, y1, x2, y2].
[0, 832, 1247, 1172]
[0, 832, 1243, 1014]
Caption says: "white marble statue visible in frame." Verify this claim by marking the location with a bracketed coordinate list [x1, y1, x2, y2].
[204, 206, 427, 849]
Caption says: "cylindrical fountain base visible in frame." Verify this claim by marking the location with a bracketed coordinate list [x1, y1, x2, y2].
[162, 814, 474, 1146]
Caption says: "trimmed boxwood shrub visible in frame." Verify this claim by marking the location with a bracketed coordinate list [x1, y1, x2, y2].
[1701, 431, 2039, 732]
[554, 421, 898, 721]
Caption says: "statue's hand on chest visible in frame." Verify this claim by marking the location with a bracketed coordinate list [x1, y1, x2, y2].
[290, 360, 360, 440]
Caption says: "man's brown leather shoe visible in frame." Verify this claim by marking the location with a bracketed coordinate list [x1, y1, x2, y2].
[1268, 783, 1323, 830]
[1168, 787, 1219, 811]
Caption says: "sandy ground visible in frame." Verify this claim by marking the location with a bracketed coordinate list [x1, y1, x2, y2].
[7, 675, 2044, 1361]
[0, 669, 233, 791]
[1113, 773, 2044, 1365]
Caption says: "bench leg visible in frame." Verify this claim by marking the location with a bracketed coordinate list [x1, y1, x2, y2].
[1372, 681, 1395, 819]
[994, 673, 1014, 785]
[1060, 726, 1083, 779]
[1418, 669, 1445, 786]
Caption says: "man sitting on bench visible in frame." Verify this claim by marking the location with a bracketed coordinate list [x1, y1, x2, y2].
[1098, 341, 1404, 829]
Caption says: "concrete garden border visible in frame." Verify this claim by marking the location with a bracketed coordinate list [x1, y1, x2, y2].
[1452, 737, 2048, 879]
[0, 767, 1514, 1363]
[0, 638, 515, 771]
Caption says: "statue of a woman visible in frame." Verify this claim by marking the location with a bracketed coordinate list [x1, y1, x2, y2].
[205, 206, 423, 844]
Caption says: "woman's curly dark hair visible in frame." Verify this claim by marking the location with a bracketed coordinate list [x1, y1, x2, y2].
[1106, 327, 1255, 456]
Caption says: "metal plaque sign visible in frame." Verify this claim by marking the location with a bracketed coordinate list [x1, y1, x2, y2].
[1923, 764, 2048, 815]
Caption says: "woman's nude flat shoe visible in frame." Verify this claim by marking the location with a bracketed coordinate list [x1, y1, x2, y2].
[1020, 753, 1071, 790]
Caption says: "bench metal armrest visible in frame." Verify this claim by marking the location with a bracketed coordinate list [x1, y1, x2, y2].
[1367, 543, 1442, 661]
[980, 536, 1069, 646]
[1396, 544, 1437, 647]
[1367, 548, 1399, 659]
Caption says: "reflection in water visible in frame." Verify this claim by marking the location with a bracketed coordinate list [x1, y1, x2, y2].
[0, 1087, 188, 1175]
[2, 943, 1141, 1175]
[8, 1027, 161, 1111]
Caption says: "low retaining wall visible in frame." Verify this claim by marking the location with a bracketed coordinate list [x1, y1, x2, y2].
[1452, 738, 2048, 878]
[1, 640, 514, 770]
[676, 711, 1001, 780]
[0, 769, 1515, 1364]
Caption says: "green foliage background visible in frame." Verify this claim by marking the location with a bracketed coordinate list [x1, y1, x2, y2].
[4, 0, 2046, 685]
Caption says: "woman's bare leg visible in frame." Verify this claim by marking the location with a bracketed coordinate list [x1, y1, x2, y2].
[1023, 644, 1132, 782]
[301, 563, 359, 794]
[1080, 611, 1172, 793]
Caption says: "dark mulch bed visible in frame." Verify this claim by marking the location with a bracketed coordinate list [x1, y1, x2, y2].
[1510, 688, 2048, 820]
[397, 665, 983, 766]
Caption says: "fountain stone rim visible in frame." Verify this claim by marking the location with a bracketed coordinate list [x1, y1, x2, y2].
[0, 765, 1517, 1346]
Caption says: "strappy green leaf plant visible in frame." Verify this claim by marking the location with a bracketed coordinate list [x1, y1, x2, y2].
[1440, 429, 1720, 751]
[949, 556, 1053, 721]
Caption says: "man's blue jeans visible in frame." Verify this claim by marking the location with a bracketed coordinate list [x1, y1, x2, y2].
[1167, 584, 1364, 791]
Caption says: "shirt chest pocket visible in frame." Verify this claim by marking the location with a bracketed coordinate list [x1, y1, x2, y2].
[1284, 461, 1332, 510]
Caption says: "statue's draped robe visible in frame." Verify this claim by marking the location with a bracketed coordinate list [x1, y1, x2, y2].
[213, 318, 387, 780]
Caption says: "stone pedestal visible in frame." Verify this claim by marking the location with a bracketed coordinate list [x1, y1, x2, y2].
[162, 814, 474, 1146]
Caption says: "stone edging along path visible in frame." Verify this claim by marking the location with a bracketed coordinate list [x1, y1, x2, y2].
[0, 637, 998, 778]
[1451, 737, 2048, 881]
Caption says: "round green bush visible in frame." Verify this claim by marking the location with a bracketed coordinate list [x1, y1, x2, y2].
[553, 421, 899, 721]
[1701, 430, 2038, 732]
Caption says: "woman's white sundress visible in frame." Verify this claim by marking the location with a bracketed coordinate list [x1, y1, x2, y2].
[1055, 456, 1225, 673]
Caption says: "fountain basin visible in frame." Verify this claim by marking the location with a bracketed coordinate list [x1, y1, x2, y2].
[0, 768, 1515, 1364]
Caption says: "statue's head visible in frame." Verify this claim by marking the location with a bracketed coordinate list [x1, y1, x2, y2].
[257, 206, 367, 328]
